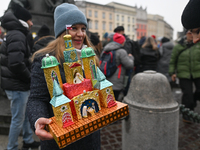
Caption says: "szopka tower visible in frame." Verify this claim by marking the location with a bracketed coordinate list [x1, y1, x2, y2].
[63, 34, 84, 85]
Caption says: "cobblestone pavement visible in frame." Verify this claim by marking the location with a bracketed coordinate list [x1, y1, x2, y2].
[1, 88, 200, 150]
[100, 88, 200, 150]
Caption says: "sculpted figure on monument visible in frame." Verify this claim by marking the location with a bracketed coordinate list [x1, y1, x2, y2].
[7, 0, 75, 13]
[45, 0, 75, 12]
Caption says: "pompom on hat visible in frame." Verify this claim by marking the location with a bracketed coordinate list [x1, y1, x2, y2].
[54, 3, 87, 38]
[181, 0, 200, 29]
[12, 3, 32, 22]
[113, 33, 125, 44]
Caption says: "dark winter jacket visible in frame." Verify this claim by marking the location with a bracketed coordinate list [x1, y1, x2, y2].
[27, 55, 100, 150]
[101, 42, 134, 91]
[139, 46, 159, 72]
[157, 41, 174, 81]
[0, 11, 31, 91]
[32, 36, 55, 54]
[123, 34, 133, 55]
[123, 34, 140, 66]
[169, 41, 200, 79]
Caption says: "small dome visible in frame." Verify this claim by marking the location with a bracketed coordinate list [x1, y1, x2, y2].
[80, 47, 96, 58]
[41, 54, 60, 69]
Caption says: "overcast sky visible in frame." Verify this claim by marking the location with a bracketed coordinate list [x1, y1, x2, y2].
[0, 0, 189, 39]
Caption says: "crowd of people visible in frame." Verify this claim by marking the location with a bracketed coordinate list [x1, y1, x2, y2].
[0, 0, 200, 149]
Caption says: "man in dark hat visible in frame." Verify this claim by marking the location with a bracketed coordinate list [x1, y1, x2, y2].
[114, 26, 125, 33]
[181, 0, 200, 43]
[0, 3, 40, 150]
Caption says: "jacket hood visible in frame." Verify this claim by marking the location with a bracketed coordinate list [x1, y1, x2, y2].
[1, 11, 29, 34]
[103, 41, 123, 52]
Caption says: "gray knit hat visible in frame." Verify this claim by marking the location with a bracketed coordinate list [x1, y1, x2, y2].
[54, 3, 87, 38]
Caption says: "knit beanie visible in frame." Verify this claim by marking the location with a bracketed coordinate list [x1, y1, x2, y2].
[151, 35, 156, 39]
[90, 33, 100, 46]
[38, 24, 50, 37]
[54, 3, 87, 38]
[113, 33, 125, 44]
[114, 26, 124, 32]
[181, 0, 200, 29]
[107, 33, 115, 40]
[161, 37, 170, 43]
[12, 3, 32, 22]
[103, 32, 108, 39]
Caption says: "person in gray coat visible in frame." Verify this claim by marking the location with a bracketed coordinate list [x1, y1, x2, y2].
[101, 33, 134, 100]
[157, 37, 174, 82]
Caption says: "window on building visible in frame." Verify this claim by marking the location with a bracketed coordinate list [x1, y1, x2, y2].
[141, 25, 143, 29]
[109, 22, 112, 31]
[144, 25, 146, 29]
[102, 12, 105, 19]
[88, 10, 92, 17]
[122, 15, 124, 21]
[117, 15, 119, 21]
[117, 23, 119, 26]
[95, 21, 98, 29]
[128, 17, 130, 22]
[109, 13, 112, 20]
[89, 21, 92, 29]
[137, 24, 139, 29]
[132, 18, 134, 23]
[128, 25, 130, 32]
[132, 25, 134, 32]
[102, 21, 106, 30]
[95, 11, 98, 18]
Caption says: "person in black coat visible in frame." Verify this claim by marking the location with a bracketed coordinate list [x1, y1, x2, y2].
[89, 33, 102, 58]
[0, 3, 40, 150]
[139, 36, 159, 72]
[32, 24, 55, 54]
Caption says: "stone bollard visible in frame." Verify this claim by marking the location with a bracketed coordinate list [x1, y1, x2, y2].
[122, 71, 179, 150]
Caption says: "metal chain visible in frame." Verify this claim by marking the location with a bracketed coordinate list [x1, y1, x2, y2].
[179, 104, 200, 123]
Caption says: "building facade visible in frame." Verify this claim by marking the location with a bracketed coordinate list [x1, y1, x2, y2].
[164, 21, 173, 40]
[107, 2, 137, 40]
[136, 6, 147, 40]
[76, 1, 115, 40]
[147, 14, 173, 40]
[76, 1, 173, 41]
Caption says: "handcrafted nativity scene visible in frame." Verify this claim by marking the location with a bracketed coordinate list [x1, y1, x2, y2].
[41, 31, 129, 149]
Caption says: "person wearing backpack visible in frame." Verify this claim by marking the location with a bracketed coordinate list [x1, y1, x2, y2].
[100, 33, 134, 101]
[113, 26, 140, 96]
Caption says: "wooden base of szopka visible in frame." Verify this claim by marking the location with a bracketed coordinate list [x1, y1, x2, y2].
[48, 101, 129, 149]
